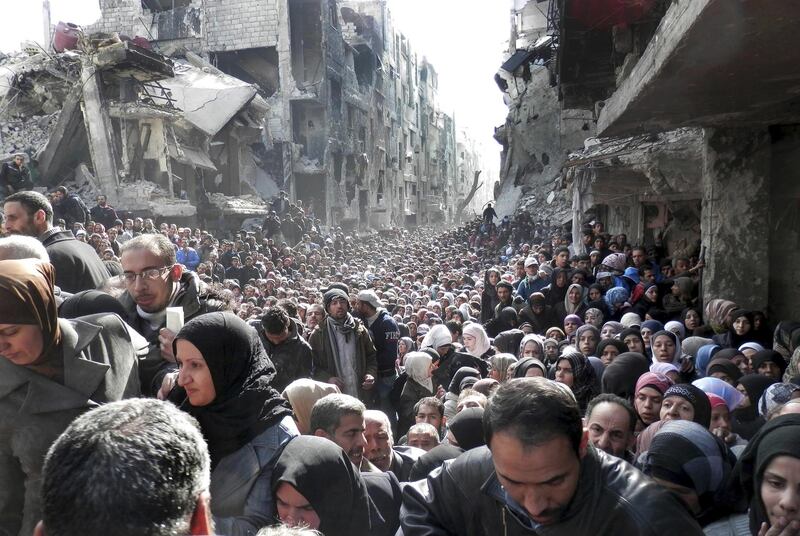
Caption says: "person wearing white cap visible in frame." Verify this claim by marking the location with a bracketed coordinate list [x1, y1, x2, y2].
[355, 289, 401, 424]
[516, 256, 546, 301]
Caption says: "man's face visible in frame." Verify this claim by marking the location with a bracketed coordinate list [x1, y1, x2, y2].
[326, 414, 366, 468]
[121, 249, 175, 313]
[490, 432, 583, 526]
[14, 156, 24, 166]
[408, 431, 438, 452]
[497, 285, 510, 302]
[586, 402, 633, 459]
[328, 297, 348, 320]
[2, 201, 41, 236]
[415, 404, 443, 432]
[96, 196, 107, 207]
[364, 417, 393, 471]
[265, 326, 290, 346]
[631, 249, 646, 267]
[555, 251, 569, 268]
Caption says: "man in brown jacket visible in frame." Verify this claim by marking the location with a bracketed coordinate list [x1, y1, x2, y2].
[309, 288, 377, 404]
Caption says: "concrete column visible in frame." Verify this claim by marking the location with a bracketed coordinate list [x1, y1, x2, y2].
[700, 127, 771, 310]
[80, 57, 120, 204]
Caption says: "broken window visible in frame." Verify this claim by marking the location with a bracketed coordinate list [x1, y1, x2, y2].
[291, 102, 326, 161]
[142, 0, 191, 11]
[377, 171, 385, 205]
[213, 48, 280, 98]
[330, 78, 342, 117]
[289, 0, 323, 90]
[354, 45, 376, 89]
[333, 152, 343, 182]
[329, 0, 340, 29]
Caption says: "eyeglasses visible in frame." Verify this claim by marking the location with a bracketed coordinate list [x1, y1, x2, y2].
[120, 267, 169, 284]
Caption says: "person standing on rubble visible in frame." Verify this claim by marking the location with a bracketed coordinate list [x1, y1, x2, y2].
[0, 154, 32, 197]
[89, 194, 119, 230]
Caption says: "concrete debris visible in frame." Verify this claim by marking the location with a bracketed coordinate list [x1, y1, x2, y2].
[208, 193, 270, 216]
[0, 113, 59, 160]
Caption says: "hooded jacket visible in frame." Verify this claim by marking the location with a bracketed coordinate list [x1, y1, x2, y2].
[260, 318, 314, 392]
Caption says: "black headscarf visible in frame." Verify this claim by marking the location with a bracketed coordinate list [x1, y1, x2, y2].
[732, 374, 776, 439]
[663, 384, 712, 429]
[732, 414, 800, 535]
[601, 352, 650, 400]
[706, 357, 743, 383]
[448, 367, 480, 395]
[409, 444, 463, 481]
[751, 350, 787, 377]
[59, 289, 127, 319]
[556, 351, 599, 411]
[493, 328, 524, 355]
[272, 435, 377, 536]
[513, 356, 548, 378]
[448, 407, 486, 450]
[173, 312, 292, 467]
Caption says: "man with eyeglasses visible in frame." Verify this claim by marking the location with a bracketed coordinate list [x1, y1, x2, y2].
[119, 234, 227, 397]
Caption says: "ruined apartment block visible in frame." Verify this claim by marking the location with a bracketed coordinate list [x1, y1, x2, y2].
[49, 0, 482, 229]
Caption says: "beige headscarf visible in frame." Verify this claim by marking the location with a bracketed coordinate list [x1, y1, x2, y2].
[282, 378, 341, 434]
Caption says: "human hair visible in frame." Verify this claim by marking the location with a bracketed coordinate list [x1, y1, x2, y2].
[414, 396, 444, 418]
[484, 377, 582, 454]
[585, 393, 637, 433]
[446, 320, 462, 336]
[364, 409, 393, 444]
[4, 190, 53, 224]
[457, 388, 488, 407]
[40, 398, 210, 536]
[408, 422, 440, 442]
[120, 233, 177, 266]
[309, 393, 366, 436]
[262, 306, 291, 335]
[554, 246, 570, 257]
[0, 235, 50, 261]
[277, 298, 299, 319]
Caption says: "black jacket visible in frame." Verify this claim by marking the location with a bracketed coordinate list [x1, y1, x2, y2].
[400, 446, 704, 536]
[89, 204, 119, 230]
[389, 446, 425, 483]
[41, 228, 109, 294]
[0, 162, 32, 194]
[367, 309, 401, 371]
[259, 318, 313, 392]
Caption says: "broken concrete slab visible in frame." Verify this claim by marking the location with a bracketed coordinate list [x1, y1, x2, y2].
[93, 41, 175, 82]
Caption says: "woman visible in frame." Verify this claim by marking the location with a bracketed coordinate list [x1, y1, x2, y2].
[604, 286, 631, 321]
[597, 338, 628, 366]
[751, 350, 787, 381]
[563, 314, 582, 341]
[640, 420, 739, 528]
[446, 406, 486, 450]
[640, 319, 664, 356]
[397, 336, 415, 366]
[713, 309, 756, 349]
[600, 321, 624, 340]
[620, 327, 647, 355]
[584, 307, 604, 329]
[272, 435, 398, 536]
[546, 326, 566, 342]
[543, 337, 560, 364]
[681, 307, 704, 334]
[663, 277, 696, 319]
[513, 356, 548, 378]
[732, 414, 800, 536]
[398, 352, 435, 436]
[0, 260, 141, 536]
[575, 325, 601, 357]
[518, 333, 545, 360]
[480, 268, 500, 324]
[631, 283, 659, 319]
[553, 351, 598, 412]
[444, 367, 481, 421]
[461, 322, 493, 361]
[601, 351, 650, 401]
[554, 283, 587, 324]
[633, 372, 673, 430]
[282, 378, 341, 434]
[543, 267, 569, 307]
[732, 374, 776, 439]
[665, 320, 687, 341]
[173, 312, 297, 534]
[660, 384, 712, 429]
[489, 353, 517, 382]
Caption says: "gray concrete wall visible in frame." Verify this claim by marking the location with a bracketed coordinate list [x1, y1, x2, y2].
[701, 127, 771, 311]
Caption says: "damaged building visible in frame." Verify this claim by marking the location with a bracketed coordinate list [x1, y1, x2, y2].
[497, 0, 800, 321]
[0, 0, 484, 230]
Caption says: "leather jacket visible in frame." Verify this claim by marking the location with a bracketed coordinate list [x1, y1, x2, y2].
[400, 445, 703, 536]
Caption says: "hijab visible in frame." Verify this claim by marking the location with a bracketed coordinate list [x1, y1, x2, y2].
[601, 352, 650, 400]
[650, 330, 682, 366]
[493, 329, 525, 355]
[59, 289, 127, 318]
[663, 384, 712, 428]
[758, 383, 800, 418]
[692, 376, 745, 411]
[448, 407, 486, 450]
[705, 357, 743, 384]
[557, 351, 598, 411]
[751, 350, 787, 377]
[641, 420, 737, 526]
[513, 356, 547, 378]
[448, 367, 480, 395]
[403, 351, 434, 393]
[491, 353, 518, 382]
[636, 372, 674, 398]
[574, 325, 600, 355]
[518, 333, 544, 360]
[695, 344, 722, 378]
[282, 379, 340, 434]
[462, 322, 490, 358]
[732, 414, 800, 535]
[0, 259, 62, 379]
[664, 321, 686, 340]
[774, 321, 800, 359]
[650, 362, 680, 378]
[408, 445, 463, 481]
[641, 319, 665, 334]
[738, 374, 777, 410]
[564, 283, 586, 315]
[604, 286, 629, 311]
[705, 299, 737, 334]
[174, 312, 293, 467]
[272, 436, 376, 536]
[681, 337, 712, 361]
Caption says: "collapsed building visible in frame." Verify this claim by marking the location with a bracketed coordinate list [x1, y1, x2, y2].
[497, 0, 800, 321]
[0, 0, 487, 230]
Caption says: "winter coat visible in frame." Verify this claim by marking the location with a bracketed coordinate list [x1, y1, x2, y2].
[260, 319, 314, 392]
[367, 309, 401, 372]
[40, 228, 110, 294]
[398, 378, 434, 437]
[0, 314, 141, 536]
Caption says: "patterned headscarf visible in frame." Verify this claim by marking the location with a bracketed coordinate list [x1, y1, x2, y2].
[663, 384, 712, 428]
[758, 382, 800, 417]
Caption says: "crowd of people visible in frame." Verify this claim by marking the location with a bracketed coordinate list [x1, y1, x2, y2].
[1, 187, 800, 536]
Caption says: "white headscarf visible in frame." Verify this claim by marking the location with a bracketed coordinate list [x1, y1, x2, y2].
[421, 324, 453, 350]
[462, 322, 491, 358]
[404, 351, 433, 393]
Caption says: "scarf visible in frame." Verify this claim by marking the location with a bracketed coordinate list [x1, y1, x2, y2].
[663, 384, 712, 428]
[448, 407, 486, 450]
[0, 260, 62, 380]
[557, 351, 598, 411]
[692, 376, 745, 411]
[601, 352, 650, 400]
[404, 351, 434, 393]
[174, 312, 292, 468]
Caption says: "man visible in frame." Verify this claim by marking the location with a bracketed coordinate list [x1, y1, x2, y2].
[413, 397, 446, 438]
[34, 399, 213, 536]
[305, 303, 325, 335]
[585, 394, 636, 462]
[240, 256, 263, 285]
[226, 256, 246, 287]
[553, 246, 571, 269]
[106, 227, 121, 256]
[516, 257, 545, 301]
[407, 423, 440, 452]
[494, 281, 514, 318]
[364, 410, 424, 482]
[119, 233, 226, 396]
[482, 203, 497, 224]
[355, 290, 400, 416]
[89, 194, 118, 230]
[3, 191, 108, 293]
[260, 306, 313, 391]
[0, 153, 32, 196]
[51, 186, 89, 230]
[310, 393, 369, 470]
[175, 238, 201, 272]
[401, 378, 703, 535]
[309, 288, 377, 403]
[206, 251, 227, 283]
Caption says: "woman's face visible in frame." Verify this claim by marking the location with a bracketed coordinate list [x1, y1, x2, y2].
[275, 482, 321, 529]
[660, 396, 694, 422]
[175, 339, 217, 406]
[760, 455, 800, 529]
[652, 335, 676, 363]
[0, 323, 44, 366]
[733, 316, 752, 336]
[710, 405, 731, 435]
[585, 310, 599, 326]
[588, 287, 602, 302]
[732, 353, 751, 375]
[759, 361, 782, 380]
[525, 367, 544, 378]
[684, 310, 701, 330]
[545, 342, 559, 359]
[641, 328, 654, 346]
[568, 287, 582, 304]
[624, 334, 645, 354]
[462, 333, 476, 353]
[555, 272, 568, 287]
[600, 325, 618, 340]
[523, 341, 542, 358]
[554, 359, 574, 387]
[578, 332, 597, 356]
[564, 320, 579, 336]
[645, 286, 658, 302]
[736, 383, 751, 408]
[635, 387, 664, 425]
[488, 272, 499, 285]
[398, 341, 409, 356]
[600, 345, 620, 366]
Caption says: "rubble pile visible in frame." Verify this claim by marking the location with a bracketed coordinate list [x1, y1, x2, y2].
[0, 113, 59, 159]
[208, 193, 270, 215]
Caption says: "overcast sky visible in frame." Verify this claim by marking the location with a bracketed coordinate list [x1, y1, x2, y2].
[0, 0, 509, 180]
